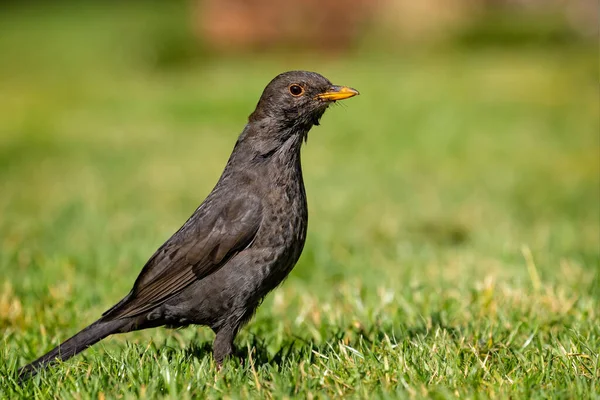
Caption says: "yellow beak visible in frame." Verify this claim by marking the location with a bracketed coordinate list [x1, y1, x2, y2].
[316, 85, 360, 102]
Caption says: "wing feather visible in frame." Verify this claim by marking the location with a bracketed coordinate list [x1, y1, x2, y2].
[103, 194, 262, 319]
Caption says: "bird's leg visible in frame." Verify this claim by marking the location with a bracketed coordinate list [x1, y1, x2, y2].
[213, 327, 236, 367]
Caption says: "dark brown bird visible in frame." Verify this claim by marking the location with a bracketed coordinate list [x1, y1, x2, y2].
[18, 71, 359, 379]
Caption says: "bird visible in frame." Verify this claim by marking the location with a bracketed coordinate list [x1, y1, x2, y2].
[18, 70, 359, 380]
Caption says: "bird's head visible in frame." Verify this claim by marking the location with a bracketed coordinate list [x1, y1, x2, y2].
[249, 71, 359, 131]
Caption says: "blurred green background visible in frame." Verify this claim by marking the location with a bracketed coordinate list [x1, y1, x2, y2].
[0, 0, 598, 397]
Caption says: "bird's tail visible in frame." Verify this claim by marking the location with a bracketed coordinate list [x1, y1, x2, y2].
[18, 318, 128, 381]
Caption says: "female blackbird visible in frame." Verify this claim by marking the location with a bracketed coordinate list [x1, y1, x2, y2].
[18, 71, 359, 379]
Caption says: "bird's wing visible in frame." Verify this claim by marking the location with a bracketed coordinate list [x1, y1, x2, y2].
[103, 194, 263, 320]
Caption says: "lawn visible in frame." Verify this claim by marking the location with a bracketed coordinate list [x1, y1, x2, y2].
[0, 2, 598, 398]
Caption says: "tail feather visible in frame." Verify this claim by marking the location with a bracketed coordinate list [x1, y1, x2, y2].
[18, 318, 127, 381]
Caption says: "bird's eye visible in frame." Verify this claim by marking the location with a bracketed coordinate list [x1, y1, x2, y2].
[289, 84, 304, 96]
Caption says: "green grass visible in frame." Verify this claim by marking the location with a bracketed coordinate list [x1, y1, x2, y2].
[1, 2, 598, 398]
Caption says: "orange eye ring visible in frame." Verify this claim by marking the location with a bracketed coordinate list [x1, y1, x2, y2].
[289, 84, 304, 96]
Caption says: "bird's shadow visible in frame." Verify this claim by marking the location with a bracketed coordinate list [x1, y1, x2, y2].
[174, 310, 461, 368]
